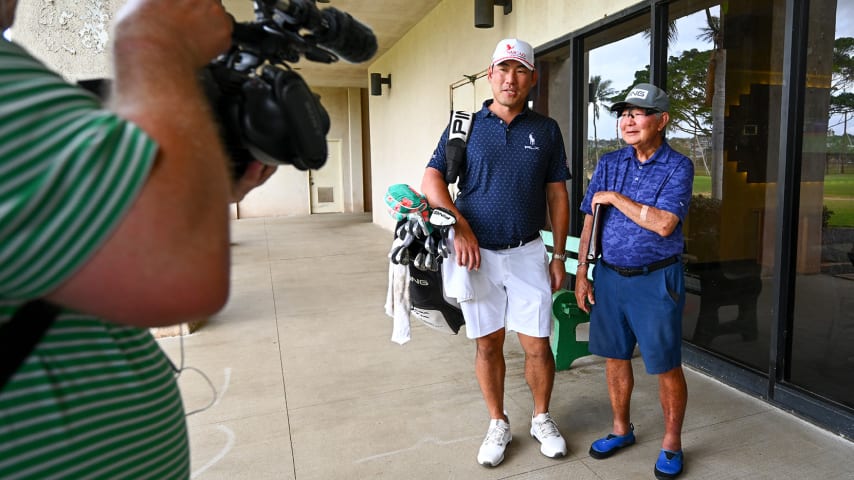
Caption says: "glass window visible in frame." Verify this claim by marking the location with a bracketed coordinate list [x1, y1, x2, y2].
[536, 46, 572, 171]
[790, 0, 854, 409]
[672, 0, 787, 374]
[583, 14, 652, 190]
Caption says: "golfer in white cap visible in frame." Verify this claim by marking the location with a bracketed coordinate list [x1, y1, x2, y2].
[421, 38, 572, 467]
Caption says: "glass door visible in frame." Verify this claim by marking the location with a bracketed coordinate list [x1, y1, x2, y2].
[790, 0, 854, 410]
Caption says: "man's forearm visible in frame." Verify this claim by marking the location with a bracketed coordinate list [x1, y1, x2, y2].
[577, 214, 594, 267]
[421, 167, 470, 228]
[546, 186, 569, 254]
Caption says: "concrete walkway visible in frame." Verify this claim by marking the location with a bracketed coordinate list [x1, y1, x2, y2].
[157, 213, 854, 479]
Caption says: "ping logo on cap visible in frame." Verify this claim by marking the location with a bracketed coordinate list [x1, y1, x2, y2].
[629, 88, 650, 100]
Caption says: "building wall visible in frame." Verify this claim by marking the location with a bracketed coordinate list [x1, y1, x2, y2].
[11, 0, 364, 220]
[235, 86, 366, 218]
[367, 0, 637, 232]
[12, 0, 113, 81]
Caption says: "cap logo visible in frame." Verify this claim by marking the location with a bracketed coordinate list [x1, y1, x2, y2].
[502, 48, 527, 60]
[628, 88, 649, 100]
[492, 39, 535, 70]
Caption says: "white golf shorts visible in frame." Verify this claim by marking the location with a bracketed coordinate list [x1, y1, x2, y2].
[444, 237, 553, 339]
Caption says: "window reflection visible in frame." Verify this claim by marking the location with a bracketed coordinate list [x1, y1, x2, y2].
[671, 1, 787, 374]
[536, 47, 572, 177]
[791, 0, 854, 410]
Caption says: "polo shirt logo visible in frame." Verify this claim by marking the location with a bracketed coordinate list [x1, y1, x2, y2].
[525, 132, 540, 150]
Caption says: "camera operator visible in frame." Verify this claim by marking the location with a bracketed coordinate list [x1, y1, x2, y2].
[231, 160, 279, 203]
[1, 0, 271, 477]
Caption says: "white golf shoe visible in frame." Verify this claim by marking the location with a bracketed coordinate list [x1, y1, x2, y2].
[530, 412, 567, 458]
[477, 418, 512, 467]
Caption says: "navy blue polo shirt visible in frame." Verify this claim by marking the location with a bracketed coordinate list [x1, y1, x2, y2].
[580, 142, 693, 267]
[427, 100, 570, 247]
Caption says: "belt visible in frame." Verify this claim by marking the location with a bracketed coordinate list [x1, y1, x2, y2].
[599, 255, 680, 277]
[480, 232, 541, 251]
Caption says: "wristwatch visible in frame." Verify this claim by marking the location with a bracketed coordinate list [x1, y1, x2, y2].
[552, 252, 567, 261]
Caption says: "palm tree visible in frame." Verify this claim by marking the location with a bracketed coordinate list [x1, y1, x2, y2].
[643, 20, 679, 44]
[697, 8, 724, 199]
[697, 9, 722, 107]
[830, 37, 854, 138]
[589, 75, 616, 161]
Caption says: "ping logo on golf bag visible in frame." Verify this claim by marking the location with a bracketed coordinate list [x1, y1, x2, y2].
[450, 111, 473, 137]
[408, 267, 465, 335]
[445, 110, 473, 184]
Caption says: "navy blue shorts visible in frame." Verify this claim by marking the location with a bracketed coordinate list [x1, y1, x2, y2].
[588, 260, 685, 374]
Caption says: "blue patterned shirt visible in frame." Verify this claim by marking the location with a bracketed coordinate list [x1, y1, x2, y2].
[581, 142, 693, 267]
[427, 100, 570, 247]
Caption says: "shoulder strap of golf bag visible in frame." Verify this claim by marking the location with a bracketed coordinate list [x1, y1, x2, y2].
[444, 110, 474, 184]
[0, 300, 59, 391]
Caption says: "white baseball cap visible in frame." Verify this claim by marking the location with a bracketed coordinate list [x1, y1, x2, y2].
[491, 38, 535, 71]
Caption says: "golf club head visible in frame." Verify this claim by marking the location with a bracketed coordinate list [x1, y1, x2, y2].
[394, 244, 410, 265]
[425, 235, 438, 255]
[399, 231, 415, 251]
[424, 253, 439, 272]
[388, 238, 403, 262]
[429, 207, 457, 227]
[416, 216, 431, 238]
[389, 243, 403, 264]
[413, 251, 426, 271]
[396, 222, 410, 241]
[406, 217, 425, 239]
[438, 238, 449, 257]
[430, 255, 441, 271]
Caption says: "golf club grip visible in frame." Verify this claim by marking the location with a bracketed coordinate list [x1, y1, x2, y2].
[586, 203, 604, 262]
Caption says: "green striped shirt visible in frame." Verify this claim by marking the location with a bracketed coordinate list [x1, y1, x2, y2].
[0, 39, 190, 479]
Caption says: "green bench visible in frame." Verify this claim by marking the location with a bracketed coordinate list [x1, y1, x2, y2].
[540, 230, 594, 370]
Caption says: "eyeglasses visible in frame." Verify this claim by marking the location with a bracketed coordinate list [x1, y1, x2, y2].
[618, 109, 658, 120]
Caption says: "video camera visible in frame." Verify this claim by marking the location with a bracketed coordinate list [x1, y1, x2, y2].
[79, 0, 377, 178]
[204, 0, 377, 177]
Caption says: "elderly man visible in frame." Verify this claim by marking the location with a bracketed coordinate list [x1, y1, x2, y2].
[575, 83, 694, 479]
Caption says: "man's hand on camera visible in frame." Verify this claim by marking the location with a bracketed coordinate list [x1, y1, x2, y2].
[231, 161, 278, 203]
[114, 0, 233, 68]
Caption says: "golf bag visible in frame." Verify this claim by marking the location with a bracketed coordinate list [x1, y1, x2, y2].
[386, 195, 464, 335]
[408, 263, 465, 335]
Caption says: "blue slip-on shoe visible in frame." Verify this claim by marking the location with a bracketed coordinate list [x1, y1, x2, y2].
[588, 423, 635, 459]
[654, 449, 684, 479]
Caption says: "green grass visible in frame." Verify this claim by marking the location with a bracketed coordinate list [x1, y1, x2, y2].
[691, 174, 854, 227]
[693, 175, 711, 195]
[823, 173, 854, 197]
[825, 199, 854, 227]
[824, 174, 854, 227]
